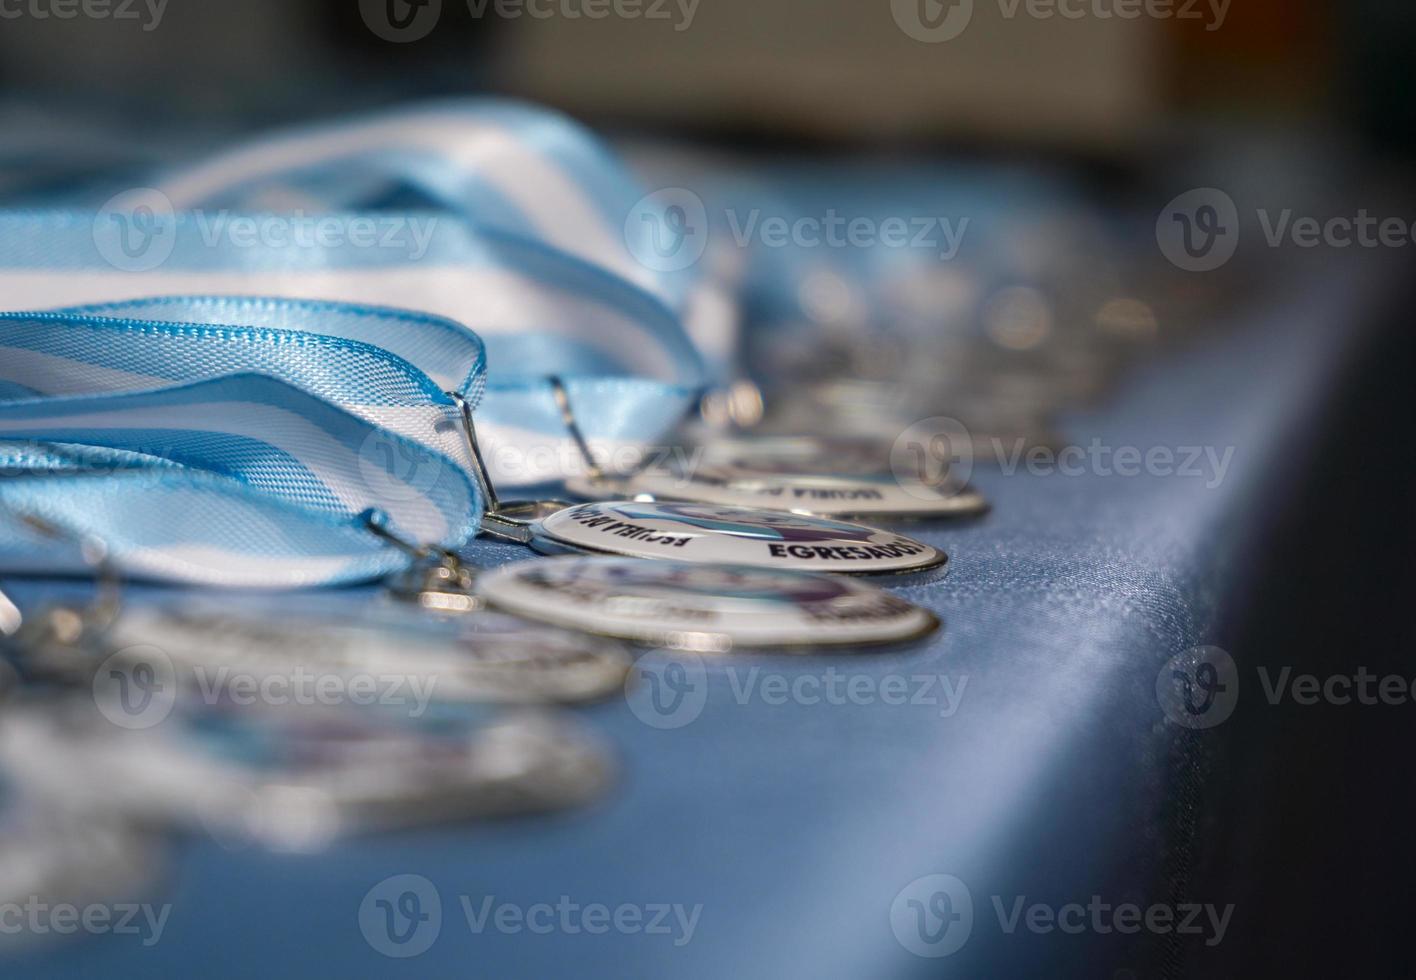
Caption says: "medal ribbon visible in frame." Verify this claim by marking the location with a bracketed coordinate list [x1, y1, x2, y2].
[0, 103, 708, 585]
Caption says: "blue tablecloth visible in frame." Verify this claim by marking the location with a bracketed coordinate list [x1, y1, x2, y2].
[2, 249, 1392, 978]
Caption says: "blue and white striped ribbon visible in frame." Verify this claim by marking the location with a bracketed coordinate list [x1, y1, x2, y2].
[148, 100, 683, 307]
[0, 101, 709, 585]
[0, 297, 483, 470]
[0, 463, 441, 588]
[0, 209, 703, 487]
[0, 372, 480, 587]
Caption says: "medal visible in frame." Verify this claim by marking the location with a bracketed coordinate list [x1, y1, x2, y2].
[568, 431, 987, 521]
[566, 459, 986, 520]
[568, 411, 987, 521]
[0, 696, 614, 851]
[105, 597, 633, 706]
[0, 514, 616, 851]
[438, 382, 949, 579]
[525, 500, 947, 576]
[477, 556, 941, 651]
[0, 515, 633, 707]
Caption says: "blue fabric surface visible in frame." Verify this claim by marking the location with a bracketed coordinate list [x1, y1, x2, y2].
[0, 253, 1383, 977]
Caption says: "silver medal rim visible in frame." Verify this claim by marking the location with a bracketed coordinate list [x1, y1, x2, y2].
[112, 602, 634, 705]
[476, 559, 945, 652]
[564, 473, 990, 523]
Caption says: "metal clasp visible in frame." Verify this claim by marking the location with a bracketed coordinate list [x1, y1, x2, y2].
[360, 507, 483, 610]
[445, 389, 571, 543]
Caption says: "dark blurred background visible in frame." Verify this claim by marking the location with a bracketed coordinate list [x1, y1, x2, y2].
[0, 0, 1410, 157]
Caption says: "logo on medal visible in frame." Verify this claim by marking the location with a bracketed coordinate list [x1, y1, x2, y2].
[1156, 189, 1240, 272]
[360, 874, 443, 957]
[626, 652, 707, 729]
[92, 645, 177, 730]
[891, 0, 974, 42]
[625, 187, 708, 273]
[1156, 645, 1238, 729]
[891, 874, 974, 957]
[93, 188, 177, 273]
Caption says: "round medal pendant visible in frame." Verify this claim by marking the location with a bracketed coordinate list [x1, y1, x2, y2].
[567, 463, 986, 520]
[477, 556, 941, 651]
[565, 433, 987, 520]
[106, 599, 632, 705]
[0, 697, 614, 849]
[527, 500, 948, 577]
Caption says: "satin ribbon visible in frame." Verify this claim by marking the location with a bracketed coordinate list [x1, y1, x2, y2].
[0, 373, 480, 588]
[0, 101, 710, 585]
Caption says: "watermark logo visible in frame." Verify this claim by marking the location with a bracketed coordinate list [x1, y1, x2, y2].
[992, 894, 1233, 946]
[362, 0, 700, 40]
[190, 665, 440, 718]
[891, 874, 974, 957]
[93, 191, 442, 272]
[891, 416, 975, 500]
[1161, 190, 1416, 271]
[893, 875, 1234, 955]
[93, 188, 177, 273]
[626, 662, 968, 728]
[462, 896, 702, 945]
[724, 210, 968, 261]
[0, 0, 168, 31]
[358, 426, 458, 505]
[894, 0, 1227, 42]
[892, 418, 1238, 491]
[625, 187, 708, 273]
[466, 0, 701, 30]
[1156, 188, 1240, 272]
[359, 879, 702, 953]
[626, 652, 707, 729]
[625, 191, 970, 272]
[0, 898, 171, 946]
[1160, 647, 1416, 727]
[727, 668, 968, 718]
[993, 438, 1236, 488]
[1156, 646, 1239, 729]
[892, 0, 974, 42]
[360, 0, 443, 41]
[360, 874, 443, 958]
[92, 645, 177, 730]
[1257, 665, 1416, 707]
[1255, 208, 1416, 252]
